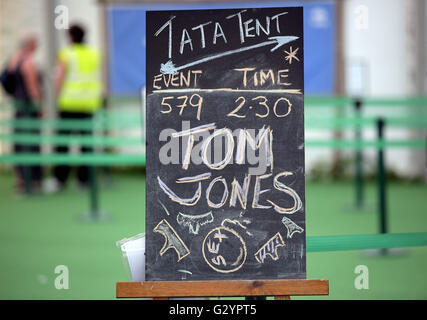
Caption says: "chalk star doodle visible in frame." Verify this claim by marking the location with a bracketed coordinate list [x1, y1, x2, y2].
[284, 46, 300, 64]
[281, 217, 304, 238]
[254, 232, 285, 263]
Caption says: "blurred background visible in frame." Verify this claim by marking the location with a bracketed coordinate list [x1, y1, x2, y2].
[0, 0, 426, 299]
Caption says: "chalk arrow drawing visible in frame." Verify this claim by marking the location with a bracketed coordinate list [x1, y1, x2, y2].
[160, 36, 299, 74]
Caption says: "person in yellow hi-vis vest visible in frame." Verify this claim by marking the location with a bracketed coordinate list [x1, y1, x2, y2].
[53, 24, 102, 189]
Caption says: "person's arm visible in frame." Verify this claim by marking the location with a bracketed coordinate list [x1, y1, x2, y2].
[21, 58, 41, 104]
[55, 59, 66, 96]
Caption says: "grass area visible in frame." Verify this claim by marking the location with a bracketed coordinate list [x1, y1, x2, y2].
[0, 171, 144, 300]
[0, 171, 426, 299]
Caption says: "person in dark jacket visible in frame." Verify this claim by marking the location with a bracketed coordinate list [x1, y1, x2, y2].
[7, 34, 43, 193]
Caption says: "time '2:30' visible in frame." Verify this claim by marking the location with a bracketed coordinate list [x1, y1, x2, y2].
[159, 94, 292, 120]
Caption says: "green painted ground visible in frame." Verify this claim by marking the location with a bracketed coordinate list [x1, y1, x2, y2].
[0, 172, 426, 300]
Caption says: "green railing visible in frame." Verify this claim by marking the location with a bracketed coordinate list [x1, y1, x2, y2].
[306, 232, 427, 252]
[0, 115, 426, 131]
[0, 97, 426, 251]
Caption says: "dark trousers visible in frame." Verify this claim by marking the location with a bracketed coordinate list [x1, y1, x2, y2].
[53, 112, 93, 186]
[14, 109, 43, 185]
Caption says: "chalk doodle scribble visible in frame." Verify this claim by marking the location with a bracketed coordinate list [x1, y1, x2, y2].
[281, 216, 304, 238]
[177, 211, 214, 234]
[154, 219, 190, 262]
[254, 232, 285, 263]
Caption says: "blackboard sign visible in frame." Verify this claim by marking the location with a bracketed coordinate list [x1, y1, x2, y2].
[146, 7, 305, 281]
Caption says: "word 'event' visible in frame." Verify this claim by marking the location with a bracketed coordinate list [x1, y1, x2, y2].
[152, 68, 291, 89]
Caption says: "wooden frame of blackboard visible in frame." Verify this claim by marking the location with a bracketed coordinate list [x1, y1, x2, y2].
[116, 279, 329, 300]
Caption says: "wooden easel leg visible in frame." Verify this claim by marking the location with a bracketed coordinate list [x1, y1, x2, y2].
[275, 295, 291, 300]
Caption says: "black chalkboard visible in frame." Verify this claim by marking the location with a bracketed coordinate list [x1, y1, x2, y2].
[146, 7, 305, 281]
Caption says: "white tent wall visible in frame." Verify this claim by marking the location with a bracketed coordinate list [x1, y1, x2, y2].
[343, 0, 426, 179]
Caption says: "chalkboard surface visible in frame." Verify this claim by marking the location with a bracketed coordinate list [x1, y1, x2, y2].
[146, 7, 305, 281]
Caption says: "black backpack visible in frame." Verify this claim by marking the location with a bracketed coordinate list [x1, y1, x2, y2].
[0, 64, 17, 96]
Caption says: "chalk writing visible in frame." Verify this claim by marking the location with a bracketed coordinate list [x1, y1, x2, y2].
[146, 7, 305, 281]
[202, 226, 247, 273]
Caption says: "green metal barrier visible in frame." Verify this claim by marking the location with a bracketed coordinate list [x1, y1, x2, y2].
[2, 95, 427, 110]
[0, 95, 426, 133]
[363, 96, 427, 107]
[1, 115, 426, 131]
[0, 153, 146, 165]
[306, 116, 427, 129]
[306, 232, 427, 252]
[0, 133, 143, 147]
[305, 96, 427, 107]
[0, 117, 142, 130]
[106, 95, 427, 107]
[306, 139, 426, 149]
[1, 96, 425, 227]
[0, 134, 424, 149]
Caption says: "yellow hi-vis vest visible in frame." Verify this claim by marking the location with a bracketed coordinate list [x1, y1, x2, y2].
[58, 44, 102, 113]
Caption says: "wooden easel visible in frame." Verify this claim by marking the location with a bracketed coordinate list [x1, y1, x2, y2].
[116, 279, 329, 300]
